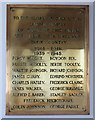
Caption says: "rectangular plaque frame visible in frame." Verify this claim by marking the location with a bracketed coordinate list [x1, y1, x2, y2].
[6, 4, 89, 115]
[0, 0, 95, 120]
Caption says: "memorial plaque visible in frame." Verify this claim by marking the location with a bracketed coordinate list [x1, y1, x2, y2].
[6, 5, 89, 115]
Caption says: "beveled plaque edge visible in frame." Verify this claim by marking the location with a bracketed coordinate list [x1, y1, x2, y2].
[6, 4, 89, 116]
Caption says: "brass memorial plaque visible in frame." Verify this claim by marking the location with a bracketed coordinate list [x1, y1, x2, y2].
[6, 5, 89, 115]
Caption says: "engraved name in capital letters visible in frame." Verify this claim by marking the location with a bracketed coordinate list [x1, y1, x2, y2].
[6, 5, 89, 115]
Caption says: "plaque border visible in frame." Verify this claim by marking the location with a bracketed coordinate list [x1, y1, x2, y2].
[6, 4, 89, 116]
[0, 1, 95, 120]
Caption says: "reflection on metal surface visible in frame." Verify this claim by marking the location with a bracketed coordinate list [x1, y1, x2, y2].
[6, 5, 89, 115]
